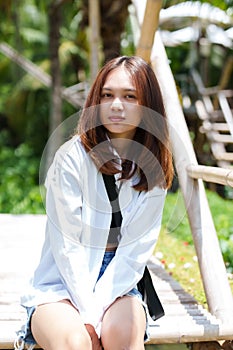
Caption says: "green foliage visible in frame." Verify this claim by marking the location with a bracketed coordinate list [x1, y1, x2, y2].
[156, 189, 233, 303]
[121, 15, 135, 57]
[155, 226, 207, 305]
[206, 190, 233, 272]
[0, 130, 45, 213]
[162, 190, 233, 273]
[0, 0, 87, 156]
[163, 0, 233, 10]
[162, 1, 233, 90]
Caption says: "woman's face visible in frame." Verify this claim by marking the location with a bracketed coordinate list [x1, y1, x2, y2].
[99, 65, 142, 140]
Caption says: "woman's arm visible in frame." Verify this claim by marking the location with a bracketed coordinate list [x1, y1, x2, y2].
[45, 144, 101, 328]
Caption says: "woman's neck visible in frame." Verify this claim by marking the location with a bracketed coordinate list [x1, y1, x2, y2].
[108, 132, 135, 156]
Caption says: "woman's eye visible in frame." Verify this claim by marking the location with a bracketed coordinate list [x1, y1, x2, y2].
[125, 94, 138, 102]
[101, 93, 112, 98]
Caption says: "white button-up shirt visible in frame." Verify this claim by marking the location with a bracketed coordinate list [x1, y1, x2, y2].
[21, 135, 166, 331]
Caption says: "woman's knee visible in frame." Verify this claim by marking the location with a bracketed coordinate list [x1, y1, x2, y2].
[101, 319, 144, 350]
[39, 331, 92, 350]
[65, 331, 92, 350]
[31, 301, 92, 350]
[101, 297, 146, 350]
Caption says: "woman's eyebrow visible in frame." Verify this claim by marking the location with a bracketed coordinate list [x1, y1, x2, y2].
[102, 87, 137, 92]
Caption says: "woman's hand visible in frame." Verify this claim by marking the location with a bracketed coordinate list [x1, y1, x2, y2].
[85, 324, 102, 350]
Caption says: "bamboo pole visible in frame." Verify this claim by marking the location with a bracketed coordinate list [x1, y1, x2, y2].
[133, 0, 233, 323]
[218, 91, 233, 137]
[218, 56, 233, 91]
[150, 33, 233, 323]
[187, 164, 233, 187]
[88, 0, 101, 82]
[0, 42, 51, 86]
[135, 0, 162, 62]
[0, 42, 84, 107]
[213, 56, 233, 109]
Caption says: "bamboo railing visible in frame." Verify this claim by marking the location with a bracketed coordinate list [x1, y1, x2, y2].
[133, 0, 233, 326]
[187, 164, 233, 187]
[0, 42, 86, 108]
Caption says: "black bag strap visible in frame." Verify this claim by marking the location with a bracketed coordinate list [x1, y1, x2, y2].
[102, 174, 122, 230]
[137, 265, 165, 321]
[102, 174, 164, 321]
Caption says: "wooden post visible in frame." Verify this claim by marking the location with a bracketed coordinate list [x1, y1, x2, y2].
[88, 0, 101, 82]
[135, 0, 162, 62]
[151, 32, 233, 323]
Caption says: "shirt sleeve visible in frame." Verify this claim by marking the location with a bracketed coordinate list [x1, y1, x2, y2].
[45, 147, 99, 326]
[93, 187, 166, 322]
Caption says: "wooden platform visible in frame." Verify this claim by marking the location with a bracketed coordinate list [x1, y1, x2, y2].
[0, 214, 233, 349]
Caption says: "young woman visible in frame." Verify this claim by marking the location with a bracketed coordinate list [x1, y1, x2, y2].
[17, 56, 173, 350]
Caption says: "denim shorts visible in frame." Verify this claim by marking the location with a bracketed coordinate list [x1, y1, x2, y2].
[15, 251, 149, 348]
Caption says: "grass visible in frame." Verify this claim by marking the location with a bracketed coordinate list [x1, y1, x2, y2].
[154, 188, 233, 306]
[155, 227, 207, 305]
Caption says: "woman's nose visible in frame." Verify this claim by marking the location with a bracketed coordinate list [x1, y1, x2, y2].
[111, 97, 123, 110]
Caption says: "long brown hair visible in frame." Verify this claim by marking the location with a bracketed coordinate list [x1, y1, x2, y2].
[78, 56, 173, 191]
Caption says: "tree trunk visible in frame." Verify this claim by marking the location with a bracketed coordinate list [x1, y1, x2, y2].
[46, 1, 63, 170]
[100, 0, 131, 62]
[48, 2, 62, 136]
[81, 0, 131, 63]
[12, 0, 23, 81]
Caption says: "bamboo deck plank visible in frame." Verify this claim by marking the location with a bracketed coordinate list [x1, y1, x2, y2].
[147, 257, 233, 344]
[0, 214, 45, 349]
[0, 214, 232, 349]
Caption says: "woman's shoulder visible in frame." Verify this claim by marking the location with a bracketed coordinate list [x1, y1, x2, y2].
[148, 185, 167, 197]
[54, 135, 87, 162]
[58, 134, 84, 153]
[45, 135, 91, 177]
[45, 135, 91, 184]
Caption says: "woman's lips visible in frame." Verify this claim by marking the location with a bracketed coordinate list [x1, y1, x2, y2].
[108, 116, 125, 122]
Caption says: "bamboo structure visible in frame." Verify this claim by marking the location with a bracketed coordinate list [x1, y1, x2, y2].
[1, 1, 233, 347]
[152, 32, 233, 324]
[1, 215, 233, 348]
[88, 0, 101, 82]
[192, 69, 233, 168]
[0, 42, 85, 108]
[0, 42, 51, 85]
[213, 56, 233, 109]
[187, 164, 233, 187]
[135, 0, 162, 62]
[218, 90, 233, 137]
[217, 56, 233, 96]
[133, 0, 233, 326]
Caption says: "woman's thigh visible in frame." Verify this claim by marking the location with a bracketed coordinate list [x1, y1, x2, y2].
[31, 300, 91, 350]
[101, 296, 146, 350]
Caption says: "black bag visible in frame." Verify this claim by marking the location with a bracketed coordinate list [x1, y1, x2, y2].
[102, 174, 165, 321]
[137, 265, 164, 321]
